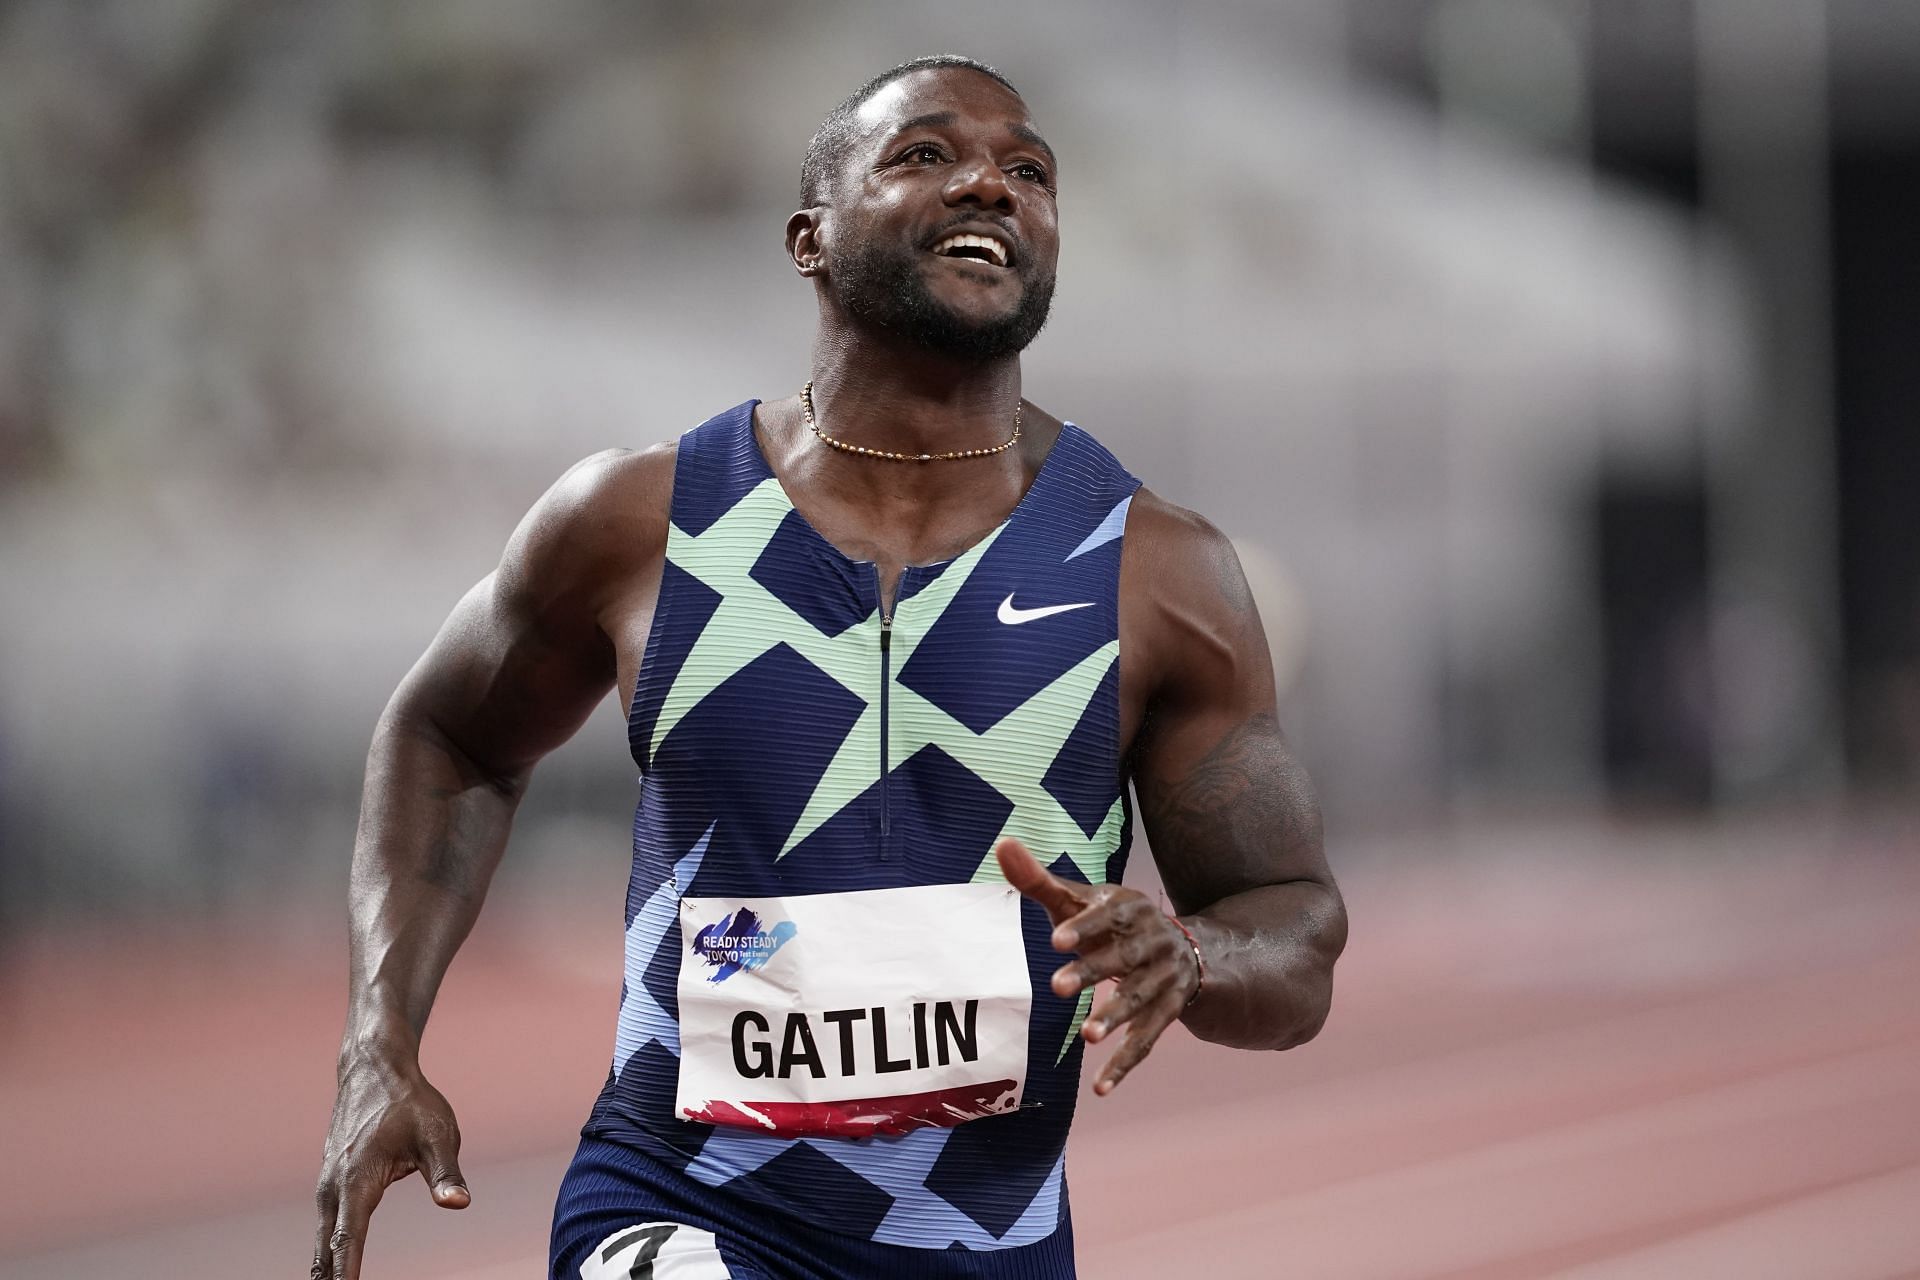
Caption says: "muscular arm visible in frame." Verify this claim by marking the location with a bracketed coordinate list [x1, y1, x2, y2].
[316, 445, 672, 1280]
[1126, 491, 1345, 1051]
[997, 489, 1345, 1095]
[347, 452, 637, 1052]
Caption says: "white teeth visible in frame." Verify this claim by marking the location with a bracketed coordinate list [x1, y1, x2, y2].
[933, 233, 1009, 266]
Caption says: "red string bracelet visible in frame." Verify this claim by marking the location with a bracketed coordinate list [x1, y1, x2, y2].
[1169, 915, 1206, 1007]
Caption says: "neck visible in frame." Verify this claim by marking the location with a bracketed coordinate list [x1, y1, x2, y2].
[805, 323, 1024, 456]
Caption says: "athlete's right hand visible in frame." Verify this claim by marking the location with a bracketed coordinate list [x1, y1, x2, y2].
[313, 1048, 470, 1279]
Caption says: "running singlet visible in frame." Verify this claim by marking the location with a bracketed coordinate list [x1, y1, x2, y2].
[573, 399, 1140, 1256]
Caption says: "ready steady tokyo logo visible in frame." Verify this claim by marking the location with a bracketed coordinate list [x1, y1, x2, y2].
[690, 907, 797, 983]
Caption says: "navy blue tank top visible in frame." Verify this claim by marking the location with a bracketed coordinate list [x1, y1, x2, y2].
[583, 400, 1141, 1251]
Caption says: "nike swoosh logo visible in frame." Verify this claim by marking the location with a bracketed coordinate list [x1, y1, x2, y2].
[997, 594, 1096, 625]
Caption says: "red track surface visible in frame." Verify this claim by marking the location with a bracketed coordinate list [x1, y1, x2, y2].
[4, 816, 1917, 1277]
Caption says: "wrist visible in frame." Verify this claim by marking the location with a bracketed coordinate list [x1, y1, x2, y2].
[338, 1012, 422, 1079]
[1169, 914, 1207, 1008]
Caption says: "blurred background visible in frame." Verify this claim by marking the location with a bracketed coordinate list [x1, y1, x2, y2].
[1, 1, 1916, 1276]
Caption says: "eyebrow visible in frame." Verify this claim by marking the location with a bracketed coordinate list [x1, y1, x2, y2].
[1008, 122, 1057, 167]
[885, 112, 1058, 168]
[895, 111, 958, 133]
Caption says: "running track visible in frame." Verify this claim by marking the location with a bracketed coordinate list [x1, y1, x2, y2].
[3, 814, 1916, 1277]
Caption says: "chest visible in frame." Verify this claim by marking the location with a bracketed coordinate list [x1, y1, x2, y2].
[615, 412, 1148, 770]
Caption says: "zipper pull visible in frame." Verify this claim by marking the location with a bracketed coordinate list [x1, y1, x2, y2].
[880, 612, 892, 653]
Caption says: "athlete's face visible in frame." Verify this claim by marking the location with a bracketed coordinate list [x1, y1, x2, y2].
[815, 69, 1059, 360]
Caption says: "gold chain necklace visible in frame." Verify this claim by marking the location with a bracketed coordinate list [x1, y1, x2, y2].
[800, 381, 1021, 463]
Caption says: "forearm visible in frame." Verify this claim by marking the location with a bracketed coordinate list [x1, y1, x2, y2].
[1177, 878, 1345, 1050]
[341, 702, 523, 1066]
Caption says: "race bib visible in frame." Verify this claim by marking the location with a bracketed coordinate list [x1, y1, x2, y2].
[674, 881, 1032, 1137]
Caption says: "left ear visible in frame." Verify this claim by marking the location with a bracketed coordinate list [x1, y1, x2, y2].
[786, 209, 827, 277]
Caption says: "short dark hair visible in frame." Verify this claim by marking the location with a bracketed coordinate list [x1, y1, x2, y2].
[800, 55, 1021, 206]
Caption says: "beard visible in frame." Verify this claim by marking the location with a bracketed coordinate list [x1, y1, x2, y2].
[829, 234, 1055, 361]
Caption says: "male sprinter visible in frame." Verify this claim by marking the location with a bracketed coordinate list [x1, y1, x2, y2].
[313, 55, 1345, 1280]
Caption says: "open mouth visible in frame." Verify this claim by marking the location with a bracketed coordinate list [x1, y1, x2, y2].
[930, 231, 1012, 269]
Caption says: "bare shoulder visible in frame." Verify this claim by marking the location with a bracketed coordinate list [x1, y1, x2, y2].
[1123, 487, 1257, 626]
[533, 442, 677, 538]
[500, 441, 679, 607]
[1121, 486, 1266, 700]
[1124, 488, 1245, 578]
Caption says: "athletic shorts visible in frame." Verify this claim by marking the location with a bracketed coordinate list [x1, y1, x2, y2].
[550, 1135, 1078, 1279]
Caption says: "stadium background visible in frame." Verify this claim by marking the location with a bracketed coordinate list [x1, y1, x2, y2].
[2, 1, 1917, 1275]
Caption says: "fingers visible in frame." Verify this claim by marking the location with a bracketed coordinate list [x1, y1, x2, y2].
[312, 1184, 338, 1280]
[314, 1065, 469, 1276]
[330, 1171, 390, 1280]
[1051, 935, 1143, 997]
[1050, 884, 1150, 953]
[1048, 894, 1174, 997]
[430, 1181, 471, 1209]
[312, 1125, 461, 1278]
[997, 842, 1185, 1098]
[1091, 992, 1183, 1095]
[993, 837, 1088, 924]
[419, 1116, 470, 1209]
[1082, 964, 1176, 1044]
[1045, 901, 1193, 1098]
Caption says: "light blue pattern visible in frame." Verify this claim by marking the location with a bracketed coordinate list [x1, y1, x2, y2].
[611, 822, 715, 1073]
[680, 1125, 791, 1187]
[810, 1130, 1066, 1249]
[1063, 493, 1133, 561]
[683, 1125, 1065, 1249]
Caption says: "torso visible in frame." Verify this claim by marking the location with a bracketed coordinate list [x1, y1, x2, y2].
[578, 396, 1147, 1249]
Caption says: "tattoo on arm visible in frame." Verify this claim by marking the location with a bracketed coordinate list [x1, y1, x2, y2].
[1139, 711, 1323, 905]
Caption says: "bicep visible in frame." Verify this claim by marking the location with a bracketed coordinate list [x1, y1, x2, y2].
[393, 569, 615, 786]
[388, 459, 635, 785]
[1128, 515, 1328, 914]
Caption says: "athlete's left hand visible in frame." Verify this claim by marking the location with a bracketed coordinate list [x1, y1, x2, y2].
[994, 836, 1202, 1095]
